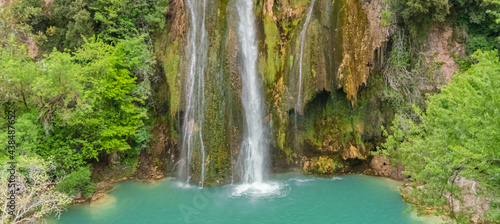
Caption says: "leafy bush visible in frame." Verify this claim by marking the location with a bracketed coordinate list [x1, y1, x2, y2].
[84, 183, 96, 198]
[56, 167, 92, 196]
[380, 50, 500, 221]
[466, 36, 494, 54]
[381, 9, 394, 27]
[451, 52, 474, 71]
[390, 0, 449, 37]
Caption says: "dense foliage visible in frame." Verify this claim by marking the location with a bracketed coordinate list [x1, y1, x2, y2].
[0, 156, 72, 223]
[0, 0, 163, 222]
[2, 0, 169, 51]
[380, 0, 500, 220]
[0, 0, 498, 222]
[385, 0, 500, 49]
[56, 166, 94, 197]
[379, 50, 500, 222]
[1, 37, 152, 174]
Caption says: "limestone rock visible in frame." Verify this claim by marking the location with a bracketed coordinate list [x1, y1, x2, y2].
[446, 177, 490, 223]
[91, 193, 104, 203]
[341, 144, 367, 160]
[369, 155, 406, 180]
[422, 25, 465, 87]
[96, 181, 114, 193]
[73, 191, 86, 204]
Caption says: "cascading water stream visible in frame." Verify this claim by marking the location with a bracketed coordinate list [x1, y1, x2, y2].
[236, 0, 266, 184]
[178, 0, 208, 188]
[233, 0, 283, 197]
[295, 0, 316, 116]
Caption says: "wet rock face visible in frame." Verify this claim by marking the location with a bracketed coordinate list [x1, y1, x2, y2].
[152, 0, 246, 186]
[342, 144, 367, 160]
[280, 0, 390, 107]
[302, 155, 343, 175]
[290, 86, 387, 176]
[337, 0, 390, 102]
[153, 0, 391, 185]
[260, 0, 391, 177]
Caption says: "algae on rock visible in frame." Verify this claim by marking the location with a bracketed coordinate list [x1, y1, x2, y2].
[151, 0, 391, 185]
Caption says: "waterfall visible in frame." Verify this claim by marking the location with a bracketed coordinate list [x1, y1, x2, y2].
[178, 0, 208, 187]
[295, 0, 316, 114]
[236, 0, 267, 184]
[233, 0, 284, 197]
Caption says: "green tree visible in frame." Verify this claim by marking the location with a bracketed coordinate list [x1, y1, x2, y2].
[50, 0, 95, 50]
[0, 156, 72, 223]
[380, 50, 500, 221]
[1, 37, 152, 174]
[388, 0, 449, 37]
[34, 37, 150, 172]
[90, 0, 169, 42]
[0, 44, 37, 109]
[56, 166, 93, 196]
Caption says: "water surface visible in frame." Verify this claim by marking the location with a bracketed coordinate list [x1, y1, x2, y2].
[54, 174, 433, 224]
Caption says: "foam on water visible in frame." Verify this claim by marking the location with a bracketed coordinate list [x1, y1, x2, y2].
[231, 182, 289, 198]
[174, 181, 197, 189]
[290, 178, 316, 183]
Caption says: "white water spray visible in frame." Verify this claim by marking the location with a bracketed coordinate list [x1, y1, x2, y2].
[236, 0, 266, 184]
[233, 0, 284, 197]
[236, 0, 264, 183]
[179, 0, 208, 187]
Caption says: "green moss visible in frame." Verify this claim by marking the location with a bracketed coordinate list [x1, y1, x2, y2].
[254, 0, 262, 16]
[161, 39, 181, 117]
[289, 0, 311, 13]
[297, 84, 382, 160]
[152, 157, 160, 167]
[263, 15, 281, 85]
[198, 5, 235, 185]
[435, 61, 444, 68]
[282, 18, 301, 37]
[305, 156, 343, 175]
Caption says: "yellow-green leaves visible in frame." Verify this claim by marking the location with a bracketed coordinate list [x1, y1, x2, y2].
[0, 37, 150, 173]
[381, 50, 500, 221]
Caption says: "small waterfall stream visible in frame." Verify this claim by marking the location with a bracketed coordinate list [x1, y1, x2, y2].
[295, 0, 316, 114]
[236, 0, 267, 184]
[179, 0, 208, 187]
